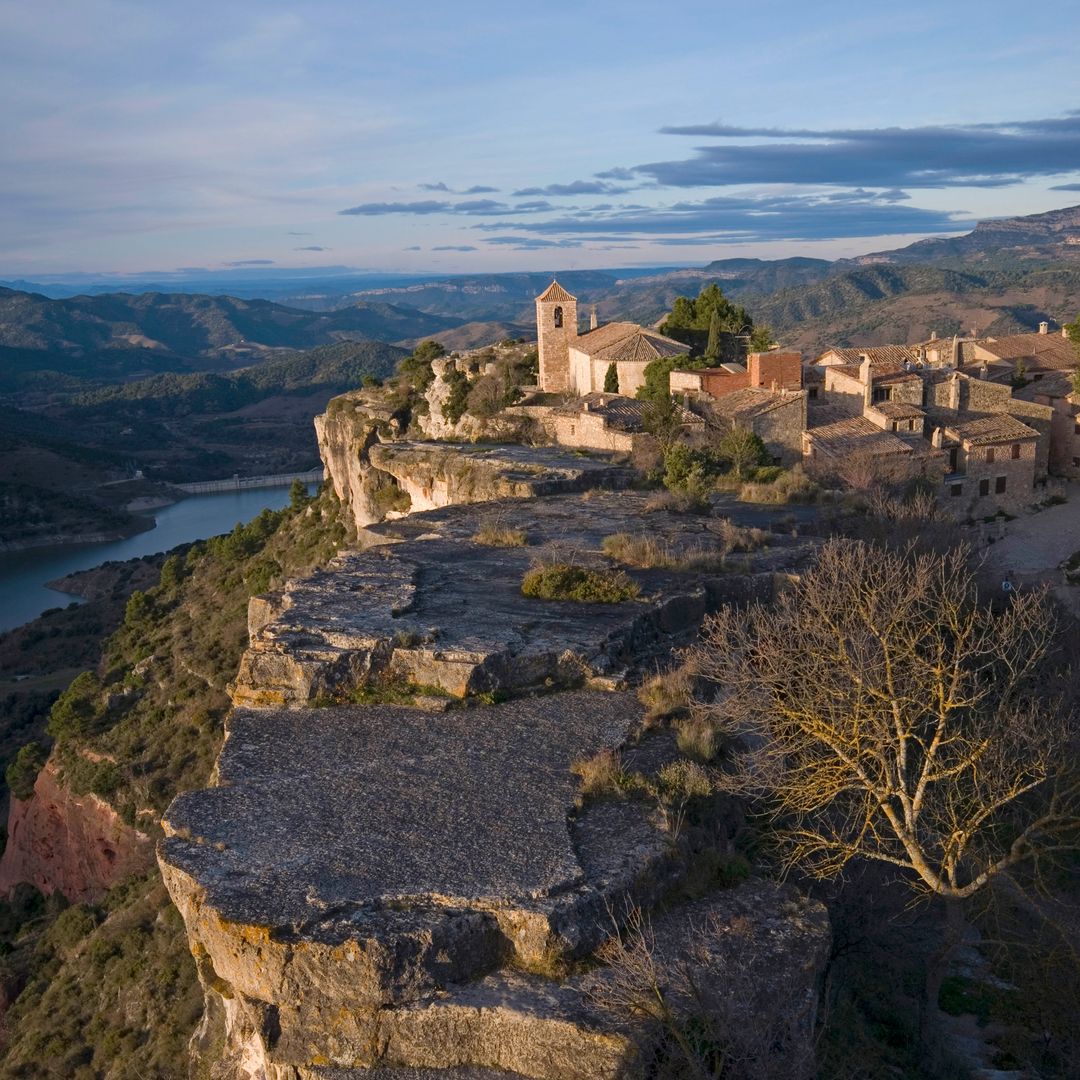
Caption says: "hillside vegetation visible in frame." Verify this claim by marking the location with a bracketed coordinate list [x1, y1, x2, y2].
[0, 486, 352, 1079]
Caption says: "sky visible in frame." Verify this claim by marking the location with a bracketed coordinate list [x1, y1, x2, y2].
[3, 0, 1080, 278]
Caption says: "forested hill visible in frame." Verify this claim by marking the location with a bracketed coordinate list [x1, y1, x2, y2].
[0, 287, 460, 378]
[67, 340, 407, 417]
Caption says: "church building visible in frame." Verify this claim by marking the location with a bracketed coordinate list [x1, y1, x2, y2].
[535, 280, 687, 397]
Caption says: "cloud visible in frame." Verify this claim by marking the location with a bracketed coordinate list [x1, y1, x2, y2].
[226, 258, 275, 266]
[432, 244, 477, 252]
[512, 179, 628, 196]
[472, 191, 969, 243]
[403, 245, 422, 251]
[628, 113, 1080, 189]
[338, 198, 551, 217]
[483, 236, 583, 250]
[287, 230, 311, 235]
[294, 245, 329, 251]
[420, 182, 500, 194]
[1050, 182, 1080, 191]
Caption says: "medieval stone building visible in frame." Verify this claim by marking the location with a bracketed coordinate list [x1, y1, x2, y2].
[535, 280, 686, 397]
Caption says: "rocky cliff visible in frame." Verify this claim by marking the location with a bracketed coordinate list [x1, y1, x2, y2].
[161, 393, 830, 1078]
[0, 758, 154, 903]
[315, 388, 627, 532]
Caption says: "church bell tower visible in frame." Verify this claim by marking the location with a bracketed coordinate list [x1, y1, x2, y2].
[535, 279, 578, 393]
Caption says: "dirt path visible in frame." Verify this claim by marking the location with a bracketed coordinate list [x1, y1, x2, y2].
[983, 484, 1080, 613]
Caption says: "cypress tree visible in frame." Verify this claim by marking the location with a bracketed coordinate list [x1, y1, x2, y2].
[603, 362, 619, 393]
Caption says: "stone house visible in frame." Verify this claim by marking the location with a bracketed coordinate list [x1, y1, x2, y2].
[513, 392, 702, 454]
[670, 351, 803, 399]
[1014, 370, 1080, 479]
[535, 280, 686, 397]
[807, 353, 1052, 516]
[937, 414, 1041, 517]
[695, 387, 807, 466]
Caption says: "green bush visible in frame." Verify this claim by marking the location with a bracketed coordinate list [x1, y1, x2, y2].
[440, 364, 471, 424]
[47, 672, 103, 742]
[5, 742, 49, 801]
[521, 564, 640, 603]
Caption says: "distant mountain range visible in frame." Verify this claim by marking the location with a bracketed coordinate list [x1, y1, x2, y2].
[2, 204, 1078, 376]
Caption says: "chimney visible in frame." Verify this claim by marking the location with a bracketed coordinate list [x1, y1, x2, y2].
[859, 355, 873, 409]
[931, 426, 943, 449]
[590, 305, 598, 331]
[1065, 327, 1071, 339]
[948, 372, 960, 412]
[1039, 321, 1049, 335]
[930, 330, 938, 341]
[582, 401, 590, 412]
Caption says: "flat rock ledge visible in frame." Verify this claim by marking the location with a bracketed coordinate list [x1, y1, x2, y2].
[160, 692, 828, 1079]
[231, 493, 809, 708]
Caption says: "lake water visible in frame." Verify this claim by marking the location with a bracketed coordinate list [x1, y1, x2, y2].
[0, 487, 307, 633]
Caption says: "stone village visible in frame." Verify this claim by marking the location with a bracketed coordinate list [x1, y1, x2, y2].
[496, 279, 1079, 521]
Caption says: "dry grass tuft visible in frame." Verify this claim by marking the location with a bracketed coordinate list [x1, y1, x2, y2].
[739, 464, 817, 505]
[473, 523, 528, 547]
[572, 748, 629, 799]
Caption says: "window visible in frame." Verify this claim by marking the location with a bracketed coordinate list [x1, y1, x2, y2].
[979, 478, 990, 496]
[1073, 457, 1080, 468]
[948, 447, 959, 472]
[808, 387, 818, 399]
[553, 306, 563, 328]
[872, 387, 890, 404]
[995, 476, 1007, 494]
[1011, 442, 1021, 459]
[908, 419, 917, 431]
[891, 422, 898, 432]
[950, 483, 963, 497]
[985, 447, 995, 463]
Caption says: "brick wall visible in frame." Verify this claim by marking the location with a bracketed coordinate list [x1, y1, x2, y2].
[748, 352, 802, 390]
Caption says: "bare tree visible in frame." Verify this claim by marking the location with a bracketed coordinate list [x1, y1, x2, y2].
[685, 539, 1080, 1038]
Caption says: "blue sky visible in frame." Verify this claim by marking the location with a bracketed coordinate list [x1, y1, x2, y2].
[3, 0, 1080, 276]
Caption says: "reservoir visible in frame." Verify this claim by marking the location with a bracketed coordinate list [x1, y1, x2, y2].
[0, 486, 307, 633]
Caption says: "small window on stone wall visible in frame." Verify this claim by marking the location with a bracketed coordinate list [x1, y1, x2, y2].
[985, 447, 995, 463]
[950, 483, 963, 497]
[1073, 457, 1080, 468]
[553, 306, 563, 328]
[996, 476, 1007, 494]
[1011, 443, 1021, 459]
[979, 478, 990, 496]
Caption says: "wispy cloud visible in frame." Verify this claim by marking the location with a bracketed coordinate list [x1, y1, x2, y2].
[420, 182, 500, 194]
[226, 258, 275, 265]
[512, 180, 629, 196]
[474, 191, 968, 243]
[631, 113, 1080, 189]
[294, 245, 329, 251]
[432, 244, 477, 251]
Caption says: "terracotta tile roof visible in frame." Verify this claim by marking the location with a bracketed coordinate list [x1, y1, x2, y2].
[554, 392, 701, 430]
[1014, 371, 1076, 401]
[816, 345, 921, 366]
[974, 333, 1077, 369]
[706, 387, 801, 420]
[946, 413, 1040, 445]
[536, 279, 576, 303]
[574, 322, 688, 362]
[805, 415, 914, 458]
[870, 402, 924, 420]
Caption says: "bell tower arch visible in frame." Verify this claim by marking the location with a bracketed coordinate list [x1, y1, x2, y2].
[535, 279, 578, 392]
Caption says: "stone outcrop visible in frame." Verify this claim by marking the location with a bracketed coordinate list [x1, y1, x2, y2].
[0, 757, 154, 902]
[315, 390, 629, 531]
[160, 693, 828, 1079]
[230, 492, 808, 708]
[165, 395, 830, 1078]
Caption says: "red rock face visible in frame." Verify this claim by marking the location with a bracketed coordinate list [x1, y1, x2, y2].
[0, 759, 154, 903]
